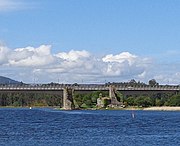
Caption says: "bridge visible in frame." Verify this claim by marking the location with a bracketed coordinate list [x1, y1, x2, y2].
[0, 84, 179, 109]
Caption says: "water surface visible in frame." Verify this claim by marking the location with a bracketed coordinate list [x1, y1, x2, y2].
[0, 108, 179, 146]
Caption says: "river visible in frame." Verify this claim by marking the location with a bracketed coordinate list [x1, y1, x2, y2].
[0, 108, 179, 146]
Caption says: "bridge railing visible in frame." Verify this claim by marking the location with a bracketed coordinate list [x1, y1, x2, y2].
[0, 84, 179, 91]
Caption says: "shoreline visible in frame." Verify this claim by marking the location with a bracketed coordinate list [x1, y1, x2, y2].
[106, 106, 180, 111]
[0, 106, 180, 111]
[143, 106, 180, 111]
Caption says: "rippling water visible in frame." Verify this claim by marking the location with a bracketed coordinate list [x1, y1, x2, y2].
[0, 108, 179, 146]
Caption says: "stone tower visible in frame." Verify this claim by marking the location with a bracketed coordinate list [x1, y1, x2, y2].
[109, 85, 122, 106]
[63, 87, 75, 110]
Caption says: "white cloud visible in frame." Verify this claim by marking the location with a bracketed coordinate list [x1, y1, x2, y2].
[0, 45, 9, 65]
[153, 72, 180, 85]
[102, 52, 137, 65]
[101, 52, 149, 77]
[32, 50, 150, 83]
[8, 45, 54, 67]
[0, 44, 179, 84]
[55, 50, 90, 61]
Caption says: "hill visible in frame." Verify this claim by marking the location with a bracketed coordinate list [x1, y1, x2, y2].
[0, 76, 21, 84]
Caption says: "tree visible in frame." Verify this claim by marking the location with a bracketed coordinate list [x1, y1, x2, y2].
[168, 94, 180, 106]
[129, 79, 136, 86]
[149, 79, 159, 86]
[126, 96, 135, 106]
[155, 99, 164, 106]
[134, 96, 153, 107]
[83, 94, 92, 107]
[74, 94, 83, 107]
[115, 91, 124, 102]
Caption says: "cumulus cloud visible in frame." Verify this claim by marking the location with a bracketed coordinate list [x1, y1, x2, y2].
[153, 72, 180, 85]
[0, 44, 178, 84]
[0, 45, 54, 67]
[55, 50, 90, 61]
[0, 45, 9, 65]
[101, 52, 150, 77]
[8, 45, 54, 67]
[102, 52, 137, 65]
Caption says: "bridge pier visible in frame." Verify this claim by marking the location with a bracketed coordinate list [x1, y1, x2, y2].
[109, 85, 122, 106]
[109, 85, 116, 101]
[175, 90, 179, 95]
[63, 87, 75, 110]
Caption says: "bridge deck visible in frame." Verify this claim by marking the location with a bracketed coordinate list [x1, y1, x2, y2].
[0, 85, 179, 91]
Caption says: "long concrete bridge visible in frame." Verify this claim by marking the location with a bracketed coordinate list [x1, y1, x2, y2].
[0, 84, 179, 109]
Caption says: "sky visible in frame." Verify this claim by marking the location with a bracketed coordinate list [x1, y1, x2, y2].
[0, 0, 180, 84]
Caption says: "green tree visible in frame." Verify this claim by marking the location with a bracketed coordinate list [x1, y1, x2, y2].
[134, 96, 153, 107]
[149, 79, 159, 86]
[126, 96, 135, 106]
[83, 94, 92, 107]
[155, 99, 164, 106]
[168, 94, 180, 106]
[74, 94, 83, 107]
[115, 91, 124, 102]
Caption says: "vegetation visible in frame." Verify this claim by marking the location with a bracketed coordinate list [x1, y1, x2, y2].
[124, 93, 180, 107]
[74, 91, 180, 109]
[0, 93, 62, 107]
[0, 91, 179, 108]
[74, 91, 108, 108]
[106, 78, 159, 86]
[0, 87, 179, 108]
[0, 77, 179, 108]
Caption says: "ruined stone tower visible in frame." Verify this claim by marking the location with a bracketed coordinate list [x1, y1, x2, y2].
[63, 87, 75, 110]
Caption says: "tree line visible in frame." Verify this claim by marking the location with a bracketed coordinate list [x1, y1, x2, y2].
[0, 93, 62, 107]
[0, 91, 179, 108]
[106, 79, 160, 86]
[74, 91, 180, 108]
[124, 93, 180, 107]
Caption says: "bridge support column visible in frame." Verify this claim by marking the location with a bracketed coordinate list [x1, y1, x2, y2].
[63, 87, 75, 110]
[175, 90, 179, 95]
[109, 85, 122, 106]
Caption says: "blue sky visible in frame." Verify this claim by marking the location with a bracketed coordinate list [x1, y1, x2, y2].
[0, 0, 180, 84]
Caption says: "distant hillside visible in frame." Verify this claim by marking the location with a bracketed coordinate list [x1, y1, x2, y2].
[0, 76, 21, 84]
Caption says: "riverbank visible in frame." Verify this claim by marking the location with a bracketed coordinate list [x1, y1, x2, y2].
[88, 106, 180, 111]
[143, 106, 180, 111]
[1, 106, 180, 111]
[105, 106, 180, 111]
[0, 106, 59, 109]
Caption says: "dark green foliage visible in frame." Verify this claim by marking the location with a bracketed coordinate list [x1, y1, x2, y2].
[124, 93, 180, 107]
[74, 92, 180, 108]
[148, 79, 159, 86]
[83, 94, 92, 107]
[74, 94, 84, 108]
[0, 93, 62, 107]
[134, 96, 153, 107]
[103, 98, 111, 107]
[126, 96, 153, 107]
[0, 91, 179, 108]
[74, 91, 108, 108]
[168, 94, 180, 106]
[126, 96, 135, 106]
[115, 91, 123, 102]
